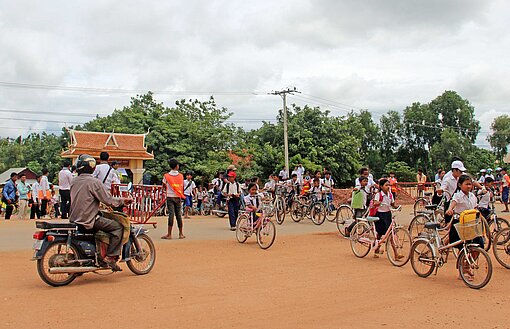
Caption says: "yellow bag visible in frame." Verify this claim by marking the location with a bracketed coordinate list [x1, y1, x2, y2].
[459, 209, 478, 224]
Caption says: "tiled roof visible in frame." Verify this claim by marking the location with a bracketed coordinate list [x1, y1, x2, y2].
[62, 130, 154, 160]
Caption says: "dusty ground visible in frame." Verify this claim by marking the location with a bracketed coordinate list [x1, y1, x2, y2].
[1, 205, 509, 328]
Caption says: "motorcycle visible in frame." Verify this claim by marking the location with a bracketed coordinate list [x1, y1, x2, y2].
[32, 210, 156, 287]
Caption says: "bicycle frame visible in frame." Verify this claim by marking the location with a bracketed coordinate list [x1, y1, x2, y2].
[357, 211, 400, 250]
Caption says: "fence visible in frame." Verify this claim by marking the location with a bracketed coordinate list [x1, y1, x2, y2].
[111, 184, 166, 225]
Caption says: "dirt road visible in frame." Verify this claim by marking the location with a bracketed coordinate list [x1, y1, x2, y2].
[1, 219, 509, 328]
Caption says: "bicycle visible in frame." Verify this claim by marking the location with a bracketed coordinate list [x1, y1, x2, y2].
[413, 191, 435, 215]
[274, 186, 289, 225]
[484, 198, 510, 240]
[493, 226, 510, 269]
[235, 205, 277, 249]
[349, 206, 412, 267]
[410, 214, 492, 289]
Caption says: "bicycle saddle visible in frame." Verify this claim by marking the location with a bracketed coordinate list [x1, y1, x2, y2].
[366, 216, 380, 222]
[424, 222, 441, 230]
[417, 210, 434, 215]
[424, 204, 438, 210]
[424, 192, 433, 196]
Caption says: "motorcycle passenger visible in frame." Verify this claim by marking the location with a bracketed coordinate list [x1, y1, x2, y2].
[70, 154, 132, 271]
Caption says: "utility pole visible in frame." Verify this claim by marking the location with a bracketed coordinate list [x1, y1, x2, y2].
[269, 87, 300, 174]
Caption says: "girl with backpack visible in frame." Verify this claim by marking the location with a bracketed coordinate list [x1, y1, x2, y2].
[371, 178, 395, 257]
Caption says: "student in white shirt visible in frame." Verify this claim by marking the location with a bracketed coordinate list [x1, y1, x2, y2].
[279, 167, 289, 180]
[183, 172, 197, 219]
[92, 152, 117, 193]
[58, 160, 73, 219]
[355, 167, 376, 194]
[222, 172, 241, 230]
[30, 175, 41, 219]
[309, 178, 324, 200]
[477, 177, 494, 220]
[244, 183, 262, 223]
[39, 168, 51, 218]
[371, 179, 397, 258]
[321, 171, 335, 204]
[446, 174, 484, 249]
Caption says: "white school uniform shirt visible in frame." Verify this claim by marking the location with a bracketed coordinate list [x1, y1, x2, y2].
[374, 191, 393, 213]
[321, 177, 334, 192]
[58, 168, 73, 191]
[40, 175, 50, 193]
[355, 177, 376, 193]
[477, 189, 491, 209]
[222, 181, 241, 196]
[183, 179, 196, 196]
[279, 169, 289, 180]
[93, 163, 117, 192]
[309, 185, 324, 200]
[478, 175, 486, 184]
[32, 182, 40, 202]
[264, 180, 276, 191]
[451, 191, 478, 214]
[286, 179, 300, 193]
[440, 171, 458, 201]
[244, 193, 262, 210]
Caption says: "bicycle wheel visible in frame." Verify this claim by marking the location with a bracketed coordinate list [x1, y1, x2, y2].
[275, 197, 285, 225]
[310, 202, 326, 225]
[350, 222, 373, 258]
[235, 214, 251, 243]
[325, 202, 335, 222]
[408, 214, 430, 238]
[488, 217, 510, 240]
[457, 246, 492, 289]
[386, 227, 412, 267]
[336, 205, 354, 237]
[480, 217, 491, 251]
[414, 198, 429, 216]
[410, 239, 435, 278]
[493, 227, 510, 269]
[290, 201, 302, 222]
[257, 220, 276, 249]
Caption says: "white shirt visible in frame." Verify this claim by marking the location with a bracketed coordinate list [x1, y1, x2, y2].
[309, 185, 324, 200]
[374, 191, 393, 213]
[321, 177, 334, 192]
[92, 163, 117, 192]
[58, 168, 73, 190]
[279, 169, 289, 180]
[286, 179, 300, 193]
[184, 179, 196, 196]
[478, 175, 486, 184]
[222, 181, 241, 196]
[477, 189, 491, 209]
[32, 182, 40, 202]
[452, 191, 477, 214]
[40, 175, 50, 192]
[264, 180, 276, 191]
[244, 193, 262, 210]
[440, 171, 458, 201]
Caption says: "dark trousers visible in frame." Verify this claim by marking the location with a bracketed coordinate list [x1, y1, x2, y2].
[30, 202, 41, 219]
[167, 197, 183, 228]
[54, 204, 60, 218]
[228, 198, 240, 228]
[60, 190, 71, 219]
[40, 199, 48, 217]
[93, 216, 124, 257]
[375, 211, 392, 237]
[4, 203, 13, 219]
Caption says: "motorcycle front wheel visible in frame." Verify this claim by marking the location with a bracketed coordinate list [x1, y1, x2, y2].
[127, 234, 156, 275]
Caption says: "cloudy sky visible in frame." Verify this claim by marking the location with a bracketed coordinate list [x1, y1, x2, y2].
[1, 0, 509, 147]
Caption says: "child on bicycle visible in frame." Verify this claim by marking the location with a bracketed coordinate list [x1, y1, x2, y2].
[477, 177, 494, 220]
[372, 178, 396, 257]
[446, 175, 484, 248]
[244, 183, 262, 224]
[309, 178, 324, 200]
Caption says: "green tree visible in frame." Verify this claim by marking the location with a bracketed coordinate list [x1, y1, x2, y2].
[384, 161, 416, 182]
[488, 115, 510, 162]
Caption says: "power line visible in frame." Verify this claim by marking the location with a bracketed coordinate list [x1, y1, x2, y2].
[0, 108, 100, 118]
[0, 81, 269, 96]
[2, 117, 84, 124]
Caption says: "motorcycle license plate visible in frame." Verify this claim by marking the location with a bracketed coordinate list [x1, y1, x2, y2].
[33, 240, 43, 250]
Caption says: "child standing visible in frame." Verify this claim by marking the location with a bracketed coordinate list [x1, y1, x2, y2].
[183, 172, 197, 219]
[244, 183, 262, 224]
[478, 177, 494, 220]
[223, 172, 241, 231]
[389, 172, 398, 199]
[197, 186, 207, 215]
[161, 158, 186, 240]
[372, 179, 396, 257]
[346, 176, 369, 237]
[322, 171, 335, 205]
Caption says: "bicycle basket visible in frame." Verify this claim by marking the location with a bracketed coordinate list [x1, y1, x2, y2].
[454, 219, 483, 241]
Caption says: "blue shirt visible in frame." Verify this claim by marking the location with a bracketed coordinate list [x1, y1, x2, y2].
[2, 179, 17, 201]
[17, 181, 29, 200]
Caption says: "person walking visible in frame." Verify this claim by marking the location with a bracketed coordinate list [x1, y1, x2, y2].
[58, 160, 73, 219]
[17, 173, 30, 220]
[161, 158, 186, 239]
[2, 172, 18, 220]
[279, 166, 289, 180]
[223, 171, 241, 231]
[39, 168, 50, 218]
[30, 175, 41, 219]
[416, 168, 427, 197]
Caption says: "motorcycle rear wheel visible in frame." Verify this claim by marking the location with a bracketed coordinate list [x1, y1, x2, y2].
[37, 242, 79, 287]
[127, 234, 156, 275]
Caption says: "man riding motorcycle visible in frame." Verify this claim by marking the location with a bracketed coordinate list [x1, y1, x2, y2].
[69, 154, 132, 271]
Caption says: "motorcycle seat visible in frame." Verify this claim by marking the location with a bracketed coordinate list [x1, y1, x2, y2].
[36, 220, 77, 230]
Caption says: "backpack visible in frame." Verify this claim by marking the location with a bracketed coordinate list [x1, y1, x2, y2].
[351, 190, 365, 210]
[369, 192, 392, 216]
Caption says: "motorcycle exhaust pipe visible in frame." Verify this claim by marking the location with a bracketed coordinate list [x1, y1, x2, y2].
[49, 266, 101, 274]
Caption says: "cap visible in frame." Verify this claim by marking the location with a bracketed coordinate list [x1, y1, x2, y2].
[227, 165, 237, 171]
[227, 172, 237, 178]
[487, 168, 493, 172]
[480, 169, 487, 173]
[496, 167, 502, 171]
[451, 160, 467, 172]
